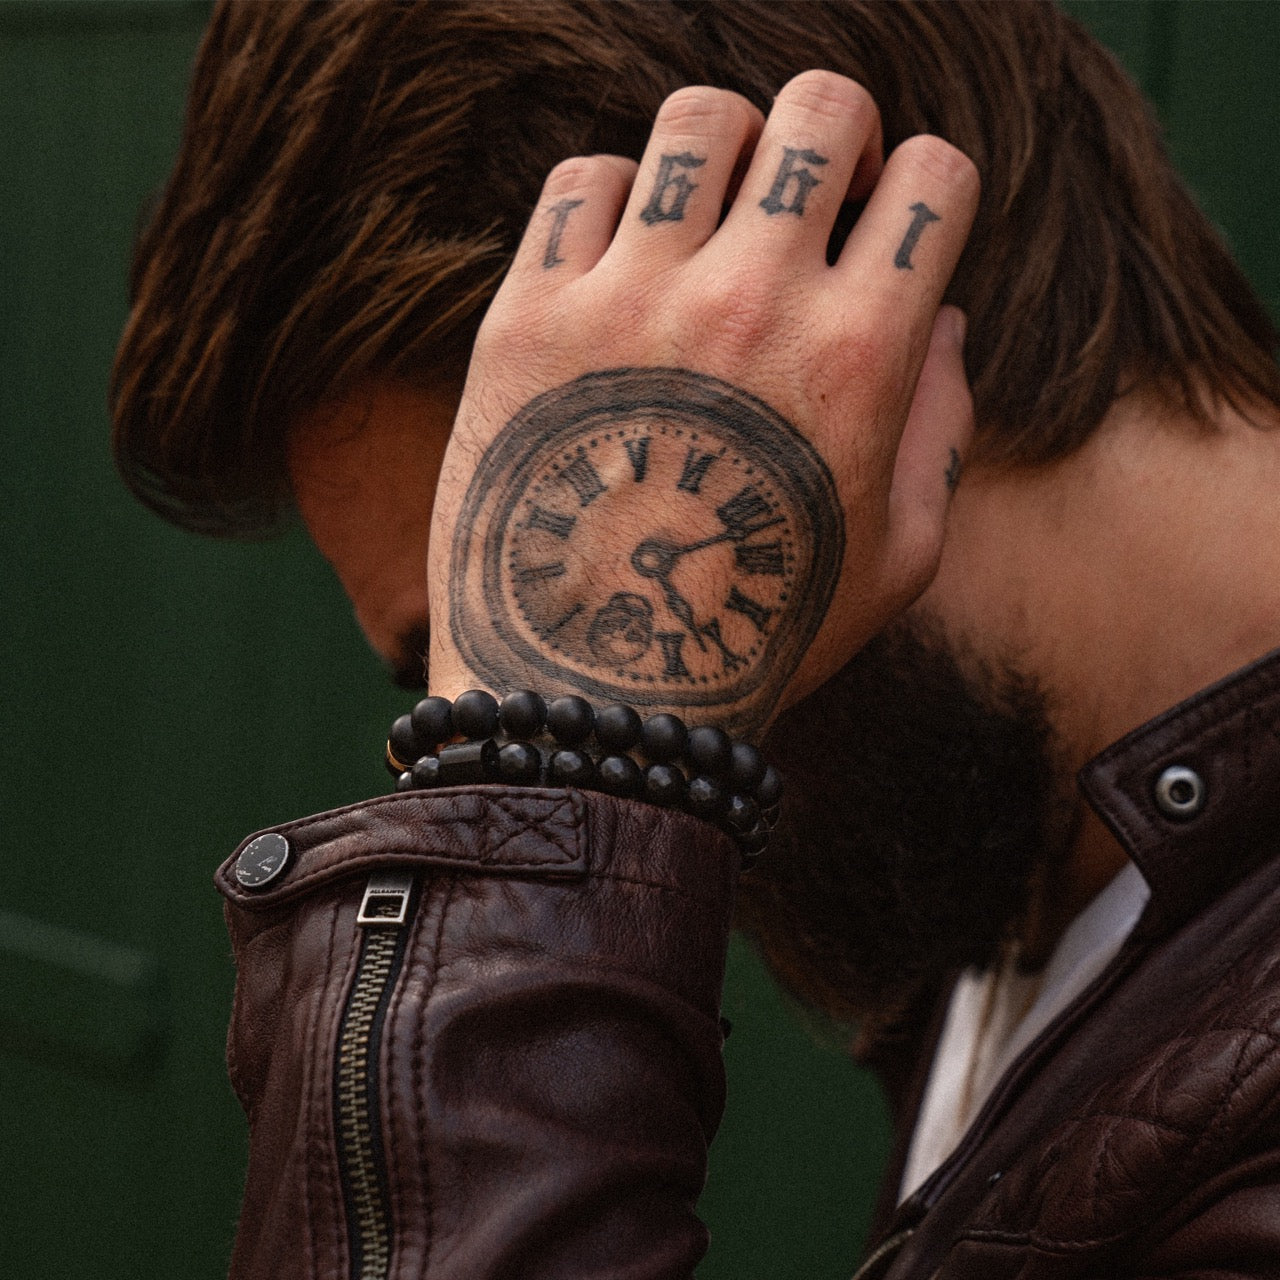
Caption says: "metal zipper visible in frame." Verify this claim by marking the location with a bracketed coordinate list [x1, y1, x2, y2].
[334, 870, 418, 1280]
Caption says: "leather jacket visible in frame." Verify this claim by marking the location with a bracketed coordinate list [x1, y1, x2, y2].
[216, 650, 1280, 1278]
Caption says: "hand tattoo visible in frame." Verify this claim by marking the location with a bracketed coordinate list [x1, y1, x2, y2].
[542, 198, 584, 269]
[639, 152, 705, 224]
[894, 201, 941, 270]
[945, 446, 963, 492]
[449, 369, 844, 736]
[759, 147, 828, 217]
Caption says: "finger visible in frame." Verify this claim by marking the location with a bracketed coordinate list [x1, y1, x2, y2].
[715, 70, 882, 266]
[834, 133, 980, 381]
[882, 306, 974, 599]
[607, 86, 764, 262]
[506, 154, 639, 280]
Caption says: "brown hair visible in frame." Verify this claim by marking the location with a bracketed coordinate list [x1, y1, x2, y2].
[112, 0, 1280, 537]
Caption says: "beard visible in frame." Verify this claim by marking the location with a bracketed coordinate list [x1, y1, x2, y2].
[738, 618, 1076, 1055]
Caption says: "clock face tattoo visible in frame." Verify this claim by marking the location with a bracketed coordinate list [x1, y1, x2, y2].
[449, 368, 844, 734]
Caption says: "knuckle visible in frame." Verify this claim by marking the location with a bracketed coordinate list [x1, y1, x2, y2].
[689, 275, 775, 350]
[777, 69, 876, 124]
[541, 154, 610, 196]
[655, 84, 754, 136]
[893, 134, 980, 195]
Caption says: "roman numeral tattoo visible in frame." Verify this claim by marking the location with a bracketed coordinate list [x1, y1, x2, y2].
[559, 452, 607, 506]
[734, 541, 786, 575]
[759, 147, 829, 217]
[516, 561, 567, 583]
[894, 202, 941, 270]
[656, 630, 691, 678]
[716, 485, 779, 540]
[624, 437, 650, 482]
[724, 585, 775, 634]
[525, 505, 576, 539]
[699, 617, 746, 672]
[542, 197, 584, 269]
[544, 602, 584, 635]
[639, 152, 705, 224]
[676, 447, 718, 494]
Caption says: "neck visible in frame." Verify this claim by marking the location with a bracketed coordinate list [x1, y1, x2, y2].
[919, 387, 1280, 919]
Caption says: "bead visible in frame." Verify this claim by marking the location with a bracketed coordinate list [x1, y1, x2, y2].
[389, 713, 425, 766]
[597, 754, 642, 797]
[395, 770, 415, 792]
[640, 712, 688, 762]
[497, 741, 543, 785]
[686, 775, 725, 819]
[411, 755, 443, 788]
[547, 695, 595, 745]
[687, 725, 733, 775]
[643, 762, 685, 807]
[755, 764, 783, 808]
[499, 689, 546, 739]
[452, 689, 500, 739]
[549, 748, 595, 787]
[596, 703, 643, 751]
[385, 742, 410, 777]
[437, 738, 499, 785]
[728, 741, 767, 793]
[411, 695, 453, 747]
[723, 793, 761, 835]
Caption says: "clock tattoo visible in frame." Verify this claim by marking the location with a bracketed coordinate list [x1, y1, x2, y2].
[449, 368, 844, 735]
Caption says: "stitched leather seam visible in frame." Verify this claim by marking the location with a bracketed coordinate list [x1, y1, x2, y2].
[482, 793, 584, 865]
[417, 876, 456, 1276]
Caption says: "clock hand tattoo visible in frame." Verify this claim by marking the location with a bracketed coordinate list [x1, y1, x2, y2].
[449, 367, 844, 736]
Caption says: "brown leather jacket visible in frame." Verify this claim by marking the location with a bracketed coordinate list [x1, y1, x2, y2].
[216, 651, 1280, 1279]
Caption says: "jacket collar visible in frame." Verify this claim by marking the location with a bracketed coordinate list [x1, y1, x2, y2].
[1078, 646, 1280, 934]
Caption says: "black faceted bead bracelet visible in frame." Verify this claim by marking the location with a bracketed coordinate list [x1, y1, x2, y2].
[385, 689, 783, 866]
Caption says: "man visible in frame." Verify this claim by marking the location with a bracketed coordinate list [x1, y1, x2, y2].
[112, 2, 1280, 1277]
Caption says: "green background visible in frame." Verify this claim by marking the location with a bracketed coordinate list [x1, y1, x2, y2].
[2, 2, 1277, 1275]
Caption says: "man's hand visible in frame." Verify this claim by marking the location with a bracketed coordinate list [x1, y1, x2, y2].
[428, 71, 979, 738]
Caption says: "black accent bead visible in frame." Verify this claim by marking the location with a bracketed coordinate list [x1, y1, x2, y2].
[596, 703, 643, 751]
[686, 775, 725, 819]
[755, 764, 783, 808]
[640, 712, 688, 763]
[687, 725, 733, 776]
[643, 762, 686, 807]
[411, 755, 443, 788]
[547, 695, 595, 746]
[497, 741, 543, 785]
[597, 754, 642, 797]
[395, 770, 415, 793]
[549, 748, 595, 787]
[499, 690, 546, 740]
[723, 793, 761, 834]
[389, 714, 425, 766]
[410, 696, 453, 747]
[437, 738, 499, 785]
[452, 689, 500, 739]
[728, 742, 767, 793]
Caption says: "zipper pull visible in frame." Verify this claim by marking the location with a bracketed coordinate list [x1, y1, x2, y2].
[357, 870, 416, 926]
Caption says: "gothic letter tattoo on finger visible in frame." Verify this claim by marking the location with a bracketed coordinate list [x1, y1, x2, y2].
[759, 147, 829, 216]
[894, 201, 941, 270]
[543, 197, 585, 269]
[945, 446, 963, 492]
[640, 152, 705, 224]
[449, 368, 844, 736]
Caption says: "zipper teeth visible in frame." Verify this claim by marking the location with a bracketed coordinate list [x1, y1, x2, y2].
[336, 926, 399, 1280]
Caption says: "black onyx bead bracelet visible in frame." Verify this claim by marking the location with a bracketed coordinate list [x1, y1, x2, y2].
[384, 690, 781, 865]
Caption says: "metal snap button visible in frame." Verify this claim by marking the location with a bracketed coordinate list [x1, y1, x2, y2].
[235, 832, 291, 888]
[1154, 765, 1205, 820]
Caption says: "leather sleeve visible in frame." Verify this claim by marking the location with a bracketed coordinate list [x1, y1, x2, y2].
[214, 785, 740, 1280]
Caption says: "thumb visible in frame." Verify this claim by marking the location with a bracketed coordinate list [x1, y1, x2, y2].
[883, 305, 974, 598]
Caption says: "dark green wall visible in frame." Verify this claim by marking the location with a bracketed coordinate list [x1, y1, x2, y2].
[2, 3, 1277, 1276]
